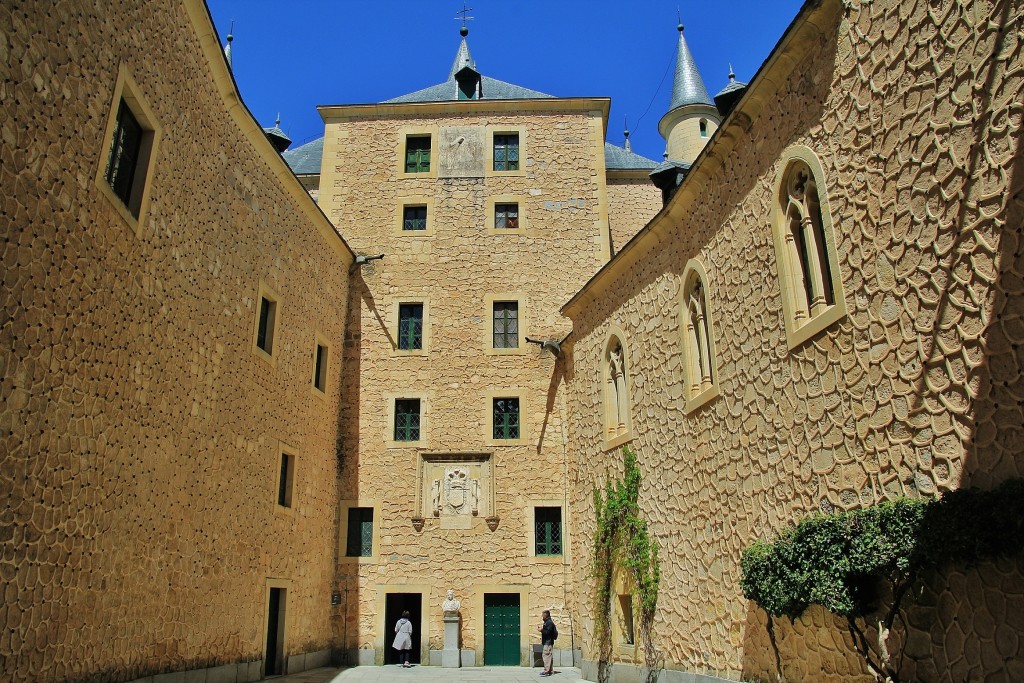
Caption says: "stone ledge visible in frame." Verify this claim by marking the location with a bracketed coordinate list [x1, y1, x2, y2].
[581, 660, 736, 683]
[127, 649, 330, 683]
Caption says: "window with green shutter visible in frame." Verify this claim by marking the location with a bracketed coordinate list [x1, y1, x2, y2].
[535, 507, 562, 556]
[398, 303, 423, 350]
[492, 301, 519, 348]
[394, 399, 421, 441]
[493, 397, 520, 440]
[346, 507, 373, 557]
[402, 205, 427, 231]
[405, 136, 431, 173]
[493, 133, 519, 171]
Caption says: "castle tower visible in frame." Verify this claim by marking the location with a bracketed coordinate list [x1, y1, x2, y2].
[658, 20, 719, 164]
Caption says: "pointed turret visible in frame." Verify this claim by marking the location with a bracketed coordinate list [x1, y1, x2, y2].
[263, 114, 292, 154]
[714, 65, 748, 117]
[448, 33, 477, 80]
[224, 20, 234, 69]
[657, 20, 721, 165]
[448, 26, 482, 100]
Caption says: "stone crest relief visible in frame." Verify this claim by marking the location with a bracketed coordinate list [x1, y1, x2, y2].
[418, 453, 493, 529]
[437, 126, 485, 178]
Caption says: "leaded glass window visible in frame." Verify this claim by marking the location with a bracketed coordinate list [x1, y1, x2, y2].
[403, 205, 427, 231]
[394, 399, 421, 441]
[493, 133, 519, 171]
[495, 203, 519, 229]
[398, 303, 423, 350]
[493, 397, 520, 440]
[405, 136, 431, 173]
[492, 301, 518, 348]
[346, 507, 373, 557]
[535, 507, 562, 556]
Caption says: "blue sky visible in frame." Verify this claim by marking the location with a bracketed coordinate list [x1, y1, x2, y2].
[205, 0, 805, 162]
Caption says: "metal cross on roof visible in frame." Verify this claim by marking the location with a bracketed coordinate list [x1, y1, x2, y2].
[454, 2, 474, 29]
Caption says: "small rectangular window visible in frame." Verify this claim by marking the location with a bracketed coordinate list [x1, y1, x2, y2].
[402, 205, 427, 231]
[535, 507, 562, 556]
[493, 133, 520, 172]
[257, 296, 277, 355]
[493, 397, 520, 440]
[494, 203, 519, 229]
[619, 595, 635, 645]
[405, 136, 431, 173]
[398, 303, 423, 351]
[313, 342, 328, 391]
[345, 507, 374, 557]
[492, 301, 519, 348]
[277, 452, 295, 508]
[394, 399, 421, 442]
[105, 100, 145, 212]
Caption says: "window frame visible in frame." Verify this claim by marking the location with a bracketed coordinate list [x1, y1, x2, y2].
[484, 294, 525, 355]
[486, 195, 528, 234]
[534, 506, 563, 557]
[404, 135, 432, 174]
[526, 500, 568, 562]
[492, 397, 521, 441]
[491, 133, 520, 172]
[95, 65, 162, 237]
[679, 260, 720, 414]
[485, 126, 527, 178]
[390, 397, 423, 445]
[602, 327, 634, 451]
[311, 332, 331, 396]
[397, 302, 424, 351]
[339, 501, 381, 563]
[770, 146, 847, 349]
[485, 389, 528, 446]
[389, 297, 430, 356]
[394, 196, 435, 236]
[252, 281, 282, 365]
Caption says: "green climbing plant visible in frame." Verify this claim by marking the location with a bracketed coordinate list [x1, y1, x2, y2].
[592, 446, 661, 683]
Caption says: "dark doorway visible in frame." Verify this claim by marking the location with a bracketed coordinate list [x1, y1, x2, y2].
[384, 593, 423, 665]
[265, 587, 286, 676]
[484, 593, 521, 665]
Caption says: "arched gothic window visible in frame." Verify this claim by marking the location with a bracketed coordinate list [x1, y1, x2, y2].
[771, 148, 846, 348]
[680, 261, 719, 412]
[603, 332, 632, 448]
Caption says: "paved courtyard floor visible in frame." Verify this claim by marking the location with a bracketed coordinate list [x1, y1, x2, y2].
[275, 665, 588, 682]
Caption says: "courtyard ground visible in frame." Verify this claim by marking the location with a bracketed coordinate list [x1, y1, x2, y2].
[276, 665, 588, 682]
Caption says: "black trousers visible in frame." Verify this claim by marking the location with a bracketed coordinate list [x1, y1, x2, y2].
[399, 650, 410, 665]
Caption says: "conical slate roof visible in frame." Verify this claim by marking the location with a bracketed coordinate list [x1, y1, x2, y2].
[448, 37, 477, 79]
[667, 25, 712, 110]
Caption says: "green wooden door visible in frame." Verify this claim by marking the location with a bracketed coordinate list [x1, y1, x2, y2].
[484, 593, 520, 665]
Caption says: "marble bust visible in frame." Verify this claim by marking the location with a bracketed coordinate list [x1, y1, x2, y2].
[442, 589, 461, 614]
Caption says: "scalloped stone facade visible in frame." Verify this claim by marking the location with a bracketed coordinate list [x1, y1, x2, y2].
[562, 0, 1024, 681]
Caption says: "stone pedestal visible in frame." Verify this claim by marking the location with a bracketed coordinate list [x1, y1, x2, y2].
[442, 613, 461, 668]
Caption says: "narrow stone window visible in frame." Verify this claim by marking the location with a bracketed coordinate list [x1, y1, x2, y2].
[492, 397, 520, 440]
[277, 452, 295, 508]
[256, 295, 277, 355]
[494, 202, 519, 229]
[105, 100, 145, 212]
[534, 507, 562, 556]
[780, 159, 837, 323]
[618, 595, 635, 645]
[405, 135, 431, 173]
[345, 507, 374, 557]
[313, 342, 328, 392]
[492, 301, 519, 348]
[604, 336, 631, 443]
[699, 119, 708, 138]
[683, 276, 713, 396]
[398, 303, 423, 350]
[493, 133, 519, 171]
[402, 205, 427, 231]
[394, 399, 421, 442]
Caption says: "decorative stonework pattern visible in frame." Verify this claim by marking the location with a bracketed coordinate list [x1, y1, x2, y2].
[0, 2, 350, 681]
[322, 110, 608, 658]
[606, 177, 662, 255]
[564, 0, 1024, 680]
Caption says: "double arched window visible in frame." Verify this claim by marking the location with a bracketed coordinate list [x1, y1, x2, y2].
[771, 147, 846, 347]
[680, 260, 718, 412]
[603, 330, 633, 449]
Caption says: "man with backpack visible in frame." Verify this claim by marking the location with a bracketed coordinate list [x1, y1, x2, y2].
[537, 609, 558, 676]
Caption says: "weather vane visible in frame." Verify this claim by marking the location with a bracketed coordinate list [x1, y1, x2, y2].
[455, 2, 474, 32]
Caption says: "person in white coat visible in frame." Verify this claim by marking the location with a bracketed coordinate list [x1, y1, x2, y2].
[393, 610, 414, 667]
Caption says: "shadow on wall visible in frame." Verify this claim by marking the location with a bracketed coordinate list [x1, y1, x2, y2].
[739, 1, 1024, 680]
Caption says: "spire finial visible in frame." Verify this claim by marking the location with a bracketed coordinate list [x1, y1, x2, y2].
[275, 113, 281, 127]
[677, 6, 683, 32]
[729, 63, 736, 81]
[224, 19, 234, 67]
[455, 2, 474, 36]
[623, 116, 632, 152]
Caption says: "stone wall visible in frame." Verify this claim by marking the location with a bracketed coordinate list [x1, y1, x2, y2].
[319, 105, 610, 663]
[606, 174, 663, 255]
[0, 2, 351, 681]
[562, 0, 1024, 681]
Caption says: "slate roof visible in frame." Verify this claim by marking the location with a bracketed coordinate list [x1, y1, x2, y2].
[715, 71, 748, 98]
[383, 75, 553, 103]
[281, 137, 323, 175]
[668, 26, 713, 110]
[605, 143, 658, 170]
[650, 159, 691, 175]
